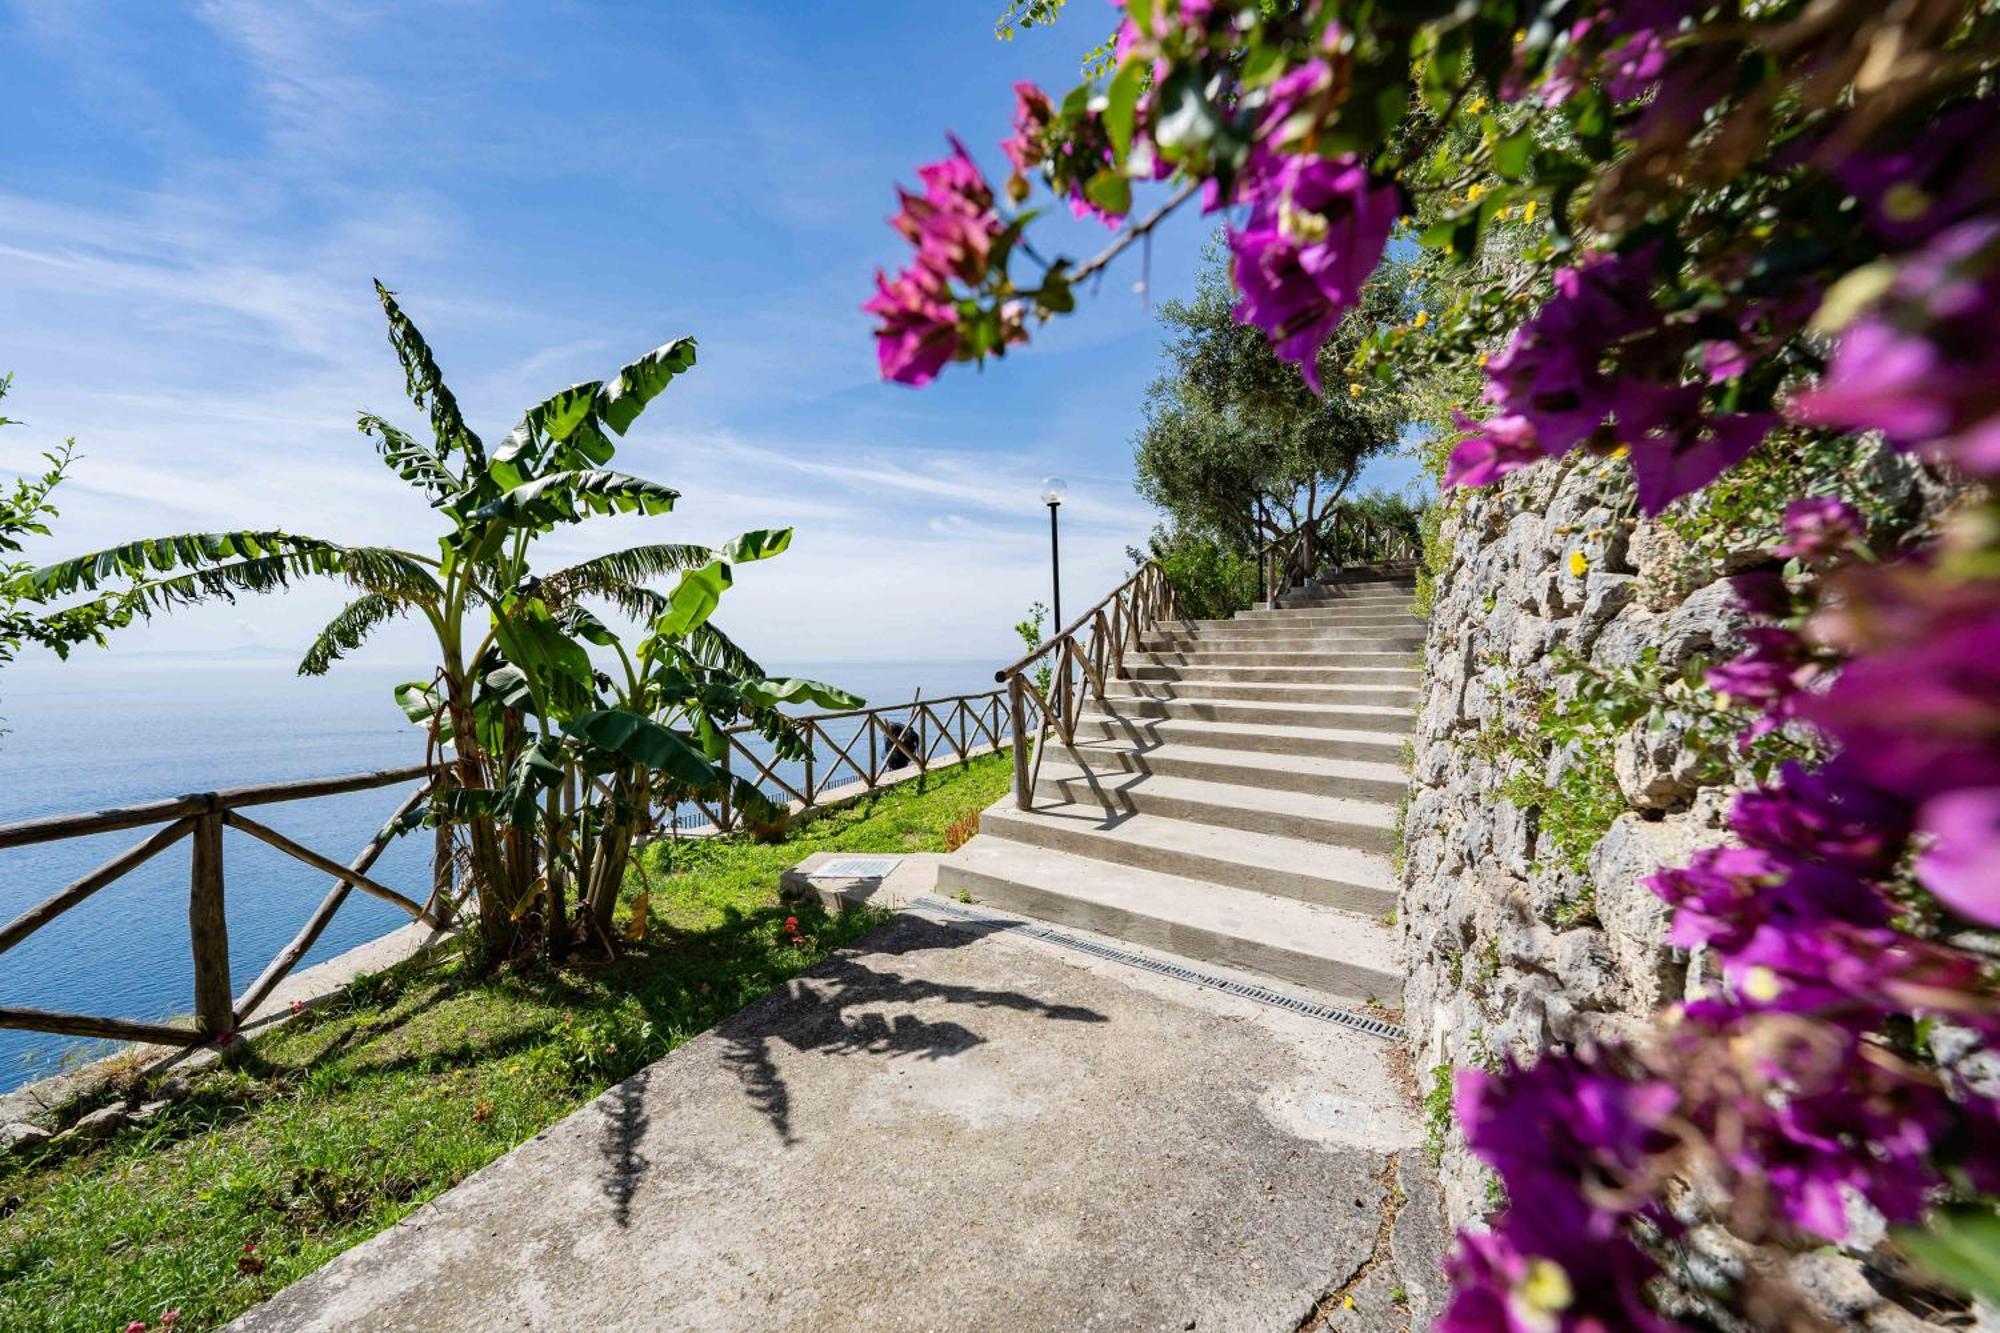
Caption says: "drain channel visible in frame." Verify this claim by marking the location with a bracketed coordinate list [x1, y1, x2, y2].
[914, 896, 1408, 1043]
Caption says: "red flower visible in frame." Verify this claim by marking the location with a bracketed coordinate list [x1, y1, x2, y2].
[783, 916, 800, 935]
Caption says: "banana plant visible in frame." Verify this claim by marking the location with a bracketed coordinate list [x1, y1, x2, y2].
[22, 284, 855, 961]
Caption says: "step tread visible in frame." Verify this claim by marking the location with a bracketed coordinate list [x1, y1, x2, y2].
[983, 799, 1395, 891]
[1036, 760, 1398, 830]
[944, 836, 1397, 977]
[1099, 695, 1414, 722]
[1067, 735, 1411, 786]
[1108, 680, 1418, 700]
[1078, 712, 1408, 751]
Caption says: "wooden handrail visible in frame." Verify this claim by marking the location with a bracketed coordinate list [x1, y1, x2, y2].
[995, 560, 1163, 684]
[0, 763, 430, 851]
[0, 688, 1012, 1054]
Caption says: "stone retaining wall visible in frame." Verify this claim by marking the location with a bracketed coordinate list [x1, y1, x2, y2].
[1394, 447, 1980, 1328]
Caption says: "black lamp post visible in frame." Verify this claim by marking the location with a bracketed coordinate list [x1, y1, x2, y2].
[1041, 476, 1067, 630]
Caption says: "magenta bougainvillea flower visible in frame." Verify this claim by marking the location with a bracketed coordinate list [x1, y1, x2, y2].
[866, 136, 1009, 386]
[1227, 153, 1398, 393]
[1773, 497, 1864, 564]
[1916, 787, 2000, 925]
[864, 264, 961, 387]
[1443, 411, 1546, 488]
[1833, 101, 2000, 250]
[1790, 221, 2000, 477]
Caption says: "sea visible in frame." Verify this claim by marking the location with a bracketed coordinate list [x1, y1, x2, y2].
[0, 654, 1002, 1092]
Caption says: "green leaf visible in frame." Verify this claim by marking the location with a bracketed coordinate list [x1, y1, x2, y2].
[1085, 169, 1132, 218]
[597, 337, 698, 437]
[394, 679, 454, 741]
[741, 677, 865, 711]
[1897, 1208, 2000, 1306]
[501, 736, 565, 826]
[1104, 57, 1146, 162]
[357, 414, 463, 507]
[300, 592, 406, 676]
[527, 381, 603, 442]
[456, 470, 680, 548]
[373, 281, 485, 466]
[566, 708, 719, 786]
[652, 560, 731, 638]
[718, 528, 794, 564]
[1491, 126, 1535, 181]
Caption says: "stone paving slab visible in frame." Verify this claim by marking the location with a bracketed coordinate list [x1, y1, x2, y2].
[229, 905, 1418, 1332]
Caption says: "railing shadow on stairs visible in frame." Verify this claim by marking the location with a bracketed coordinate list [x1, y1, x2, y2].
[994, 502, 1422, 812]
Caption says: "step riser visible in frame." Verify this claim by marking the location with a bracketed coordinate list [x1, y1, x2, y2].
[1134, 651, 1418, 668]
[1276, 588, 1416, 605]
[1129, 665, 1422, 686]
[933, 862, 1401, 1005]
[1064, 745, 1409, 802]
[1098, 699, 1414, 734]
[1107, 682, 1420, 707]
[977, 808, 1395, 916]
[1075, 716, 1403, 763]
[1143, 636, 1427, 652]
[1228, 612, 1420, 626]
[1033, 774, 1396, 854]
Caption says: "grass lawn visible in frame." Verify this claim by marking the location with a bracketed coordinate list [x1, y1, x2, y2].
[0, 752, 1010, 1333]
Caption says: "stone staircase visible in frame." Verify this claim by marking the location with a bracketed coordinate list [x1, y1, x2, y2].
[940, 561, 1421, 1007]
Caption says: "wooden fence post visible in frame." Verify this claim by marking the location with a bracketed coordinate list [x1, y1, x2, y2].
[188, 809, 233, 1040]
[429, 818, 454, 925]
[1008, 675, 1032, 810]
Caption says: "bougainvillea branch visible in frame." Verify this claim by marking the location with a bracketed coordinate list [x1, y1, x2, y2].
[881, 1, 2000, 1325]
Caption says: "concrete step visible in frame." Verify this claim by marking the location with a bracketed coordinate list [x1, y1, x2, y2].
[1166, 609, 1417, 627]
[1128, 662, 1422, 686]
[1275, 584, 1416, 607]
[937, 836, 1401, 1004]
[1104, 678, 1420, 708]
[1142, 633, 1427, 653]
[1132, 647, 1419, 669]
[1034, 761, 1397, 853]
[1072, 711, 1407, 764]
[976, 800, 1396, 915]
[1096, 693, 1414, 735]
[1060, 735, 1411, 802]
[1228, 609, 1423, 626]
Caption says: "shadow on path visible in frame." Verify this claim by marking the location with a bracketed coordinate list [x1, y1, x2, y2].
[715, 915, 1107, 1145]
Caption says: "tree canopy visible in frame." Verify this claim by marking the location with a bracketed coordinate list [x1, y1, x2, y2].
[1134, 236, 1410, 551]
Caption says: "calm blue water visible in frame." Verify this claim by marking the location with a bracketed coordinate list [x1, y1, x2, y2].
[0, 656, 999, 1091]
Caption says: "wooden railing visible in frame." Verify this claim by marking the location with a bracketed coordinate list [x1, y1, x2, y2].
[1258, 505, 1422, 604]
[0, 765, 447, 1049]
[681, 689, 1009, 833]
[993, 560, 1178, 811]
[0, 689, 1013, 1052]
[997, 501, 1424, 810]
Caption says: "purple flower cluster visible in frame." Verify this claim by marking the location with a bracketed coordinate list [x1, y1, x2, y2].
[865, 137, 1006, 386]
[1449, 546, 2000, 1320]
[1790, 220, 2000, 478]
[1446, 246, 1776, 511]
[1442, 1052, 1682, 1332]
[1226, 151, 1398, 394]
[1001, 81, 1125, 228]
[1802, 567, 2000, 927]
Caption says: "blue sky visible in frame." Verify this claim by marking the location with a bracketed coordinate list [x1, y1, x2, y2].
[1, 0, 1421, 673]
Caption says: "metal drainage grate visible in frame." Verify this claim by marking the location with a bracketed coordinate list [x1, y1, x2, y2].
[814, 855, 904, 879]
[915, 897, 1406, 1043]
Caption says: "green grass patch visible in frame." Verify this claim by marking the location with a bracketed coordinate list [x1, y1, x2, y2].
[0, 753, 1011, 1333]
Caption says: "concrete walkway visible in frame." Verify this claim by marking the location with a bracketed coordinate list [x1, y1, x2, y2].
[229, 903, 1443, 1332]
